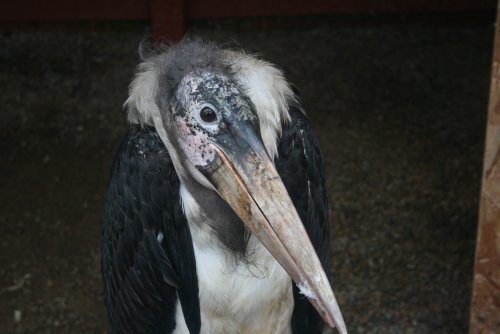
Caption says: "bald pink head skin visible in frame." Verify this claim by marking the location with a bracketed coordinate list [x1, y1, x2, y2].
[164, 71, 257, 171]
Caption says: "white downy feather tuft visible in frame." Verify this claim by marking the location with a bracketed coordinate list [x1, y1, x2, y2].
[124, 60, 159, 126]
[226, 51, 298, 159]
[123, 58, 187, 179]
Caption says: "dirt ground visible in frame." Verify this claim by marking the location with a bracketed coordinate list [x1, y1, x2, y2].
[0, 16, 494, 333]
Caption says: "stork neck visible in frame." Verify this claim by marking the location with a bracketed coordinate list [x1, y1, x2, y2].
[180, 180, 249, 255]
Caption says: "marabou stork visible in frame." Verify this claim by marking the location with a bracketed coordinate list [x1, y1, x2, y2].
[102, 38, 346, 334]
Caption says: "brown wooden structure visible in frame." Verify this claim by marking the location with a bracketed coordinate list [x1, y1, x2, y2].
[469, 6, 500, 334]
[1, 0, 497, 40]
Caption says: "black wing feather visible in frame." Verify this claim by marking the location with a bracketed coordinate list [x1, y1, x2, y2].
[275, 106, 330, 334]
[102, 125, 200, 334]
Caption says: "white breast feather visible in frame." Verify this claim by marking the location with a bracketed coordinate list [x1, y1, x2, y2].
[178, 185, 294, 334]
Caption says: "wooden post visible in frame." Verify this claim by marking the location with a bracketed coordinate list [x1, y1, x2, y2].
[469, 7, 500, 334]
[151, 0, 185, 42]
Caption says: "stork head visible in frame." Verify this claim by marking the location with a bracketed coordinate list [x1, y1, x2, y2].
[159, 69, 261, 190]
[125, 39, 346, 334]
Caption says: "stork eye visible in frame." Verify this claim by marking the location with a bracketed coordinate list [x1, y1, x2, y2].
[200, 107, 217, 123]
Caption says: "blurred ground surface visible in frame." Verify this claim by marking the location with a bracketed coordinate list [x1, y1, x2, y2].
[0, 17, 494, 334]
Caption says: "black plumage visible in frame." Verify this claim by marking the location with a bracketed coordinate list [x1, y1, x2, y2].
[102, 126, 200, 334]
[277, 106, 330, 334]
[101, 101, 330, 333]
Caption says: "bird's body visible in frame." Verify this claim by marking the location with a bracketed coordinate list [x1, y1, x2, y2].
[102, 39, 346, 334]
[177, 183, 293, 334]
[176, 216, 293, 333]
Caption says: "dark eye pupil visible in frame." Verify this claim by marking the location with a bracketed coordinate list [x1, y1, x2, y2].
[200, 107, 217, 123]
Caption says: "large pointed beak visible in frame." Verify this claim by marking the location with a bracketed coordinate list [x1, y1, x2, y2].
[200, 124, 347, 333]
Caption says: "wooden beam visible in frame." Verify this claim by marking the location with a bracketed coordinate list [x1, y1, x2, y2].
[151, 0, 185, 41]
[469, 7, 500, 334]
[1, 0, 496, 22]
[186, 0, 496, 19]
[0, 0, 150, 21]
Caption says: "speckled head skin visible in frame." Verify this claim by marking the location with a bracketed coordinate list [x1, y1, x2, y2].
[135, 40, 262, 189]
[125, 37, 297, 165]
[165, 70, 258, 172]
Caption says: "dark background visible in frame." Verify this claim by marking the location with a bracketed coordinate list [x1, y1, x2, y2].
[0, 4, 495, 334]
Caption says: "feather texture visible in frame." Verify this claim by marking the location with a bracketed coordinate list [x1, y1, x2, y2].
[276, 106, 330, 334]
[102, 125, 200, 334]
